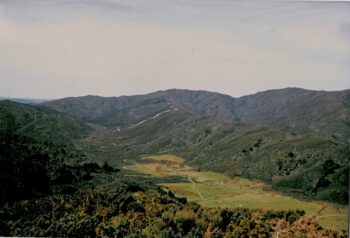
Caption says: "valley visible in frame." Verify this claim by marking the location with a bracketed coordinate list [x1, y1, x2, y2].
[1, 0, 350, 236]
[76, 101, 349, 205]
[127, 155, 348, 231]
[1, 88, 349, 237]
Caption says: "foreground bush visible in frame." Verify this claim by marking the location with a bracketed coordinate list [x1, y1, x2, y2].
[0, 181, 347, 238]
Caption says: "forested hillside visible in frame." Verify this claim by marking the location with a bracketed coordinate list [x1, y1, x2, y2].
[0, 89, 348, 237]
[0, 100, 90, 143]
[77, 109, 349, 204]
[43, 88, 350, 138]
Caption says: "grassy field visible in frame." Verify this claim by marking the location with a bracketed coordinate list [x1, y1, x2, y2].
[128, 154, 348, 231]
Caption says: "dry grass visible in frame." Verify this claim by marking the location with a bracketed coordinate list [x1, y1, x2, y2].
[128, 154, 348, 231]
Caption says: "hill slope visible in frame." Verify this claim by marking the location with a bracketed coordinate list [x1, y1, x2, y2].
[2, 98, 347, 237]
[43, 88, 350, 138]
[42, 89, 238, 127]
[0, 100, 90, 143]
[77, 110, 349, 204]
[233, 88, 350, 137]
[41, 88, 349, 204]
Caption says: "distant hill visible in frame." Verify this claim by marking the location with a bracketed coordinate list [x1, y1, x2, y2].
[0, 100, 90, 143]
[233, 88, 350, 138]
[0, 97, 47, 105]
[42, 89, 238, 127]
[42, 88, 350, 138]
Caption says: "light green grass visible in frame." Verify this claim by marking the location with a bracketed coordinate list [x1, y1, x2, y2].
[129, 154, 348, 231]
[142, 155, 185, 163]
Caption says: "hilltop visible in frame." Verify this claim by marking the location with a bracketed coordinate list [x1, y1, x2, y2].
[42, 88, 350, 138]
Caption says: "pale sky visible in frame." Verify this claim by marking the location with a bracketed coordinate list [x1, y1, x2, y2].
[0, 0, 349, 99]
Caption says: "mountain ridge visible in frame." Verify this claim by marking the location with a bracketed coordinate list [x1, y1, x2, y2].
[42, 87, 350, 138]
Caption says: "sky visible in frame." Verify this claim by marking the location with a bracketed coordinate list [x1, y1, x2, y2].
[0, 0, 349, 99]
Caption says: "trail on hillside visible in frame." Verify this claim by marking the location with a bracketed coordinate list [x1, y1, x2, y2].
[126, 108, 178, 129]
[188, 176, 206, 201]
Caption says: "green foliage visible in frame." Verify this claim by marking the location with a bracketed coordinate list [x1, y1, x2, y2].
[1, 184, 346, 237]
[0, 109, 17, 134]
[0, 133, 52, 203]
[1, 94, 349, 237]
[0, 100, 91, 144]
[79, 111, 349, 204]
[0, 130, 119, 204]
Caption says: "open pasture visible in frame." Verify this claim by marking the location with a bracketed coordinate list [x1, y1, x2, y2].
[128, 154, 348, 231]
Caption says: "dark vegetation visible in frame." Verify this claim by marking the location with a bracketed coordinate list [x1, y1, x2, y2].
[0, 88, 349, 237]
[0, 100, 90, 143]
[1, 180, 347, 238]
[42, 88, 350, 203]
[0, 133, 52, 203]
[0, 131, 117, 204]
[0, 100, 113, 203]
[78, 110, 349, 204]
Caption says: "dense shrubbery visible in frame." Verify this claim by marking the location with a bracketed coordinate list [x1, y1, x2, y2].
[189, 136, 350, 205]
[0, 100, 91, 143]
[0, 132, 118, 204]
[0, 133, 53, 203]
[0, 181, 347, 237]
